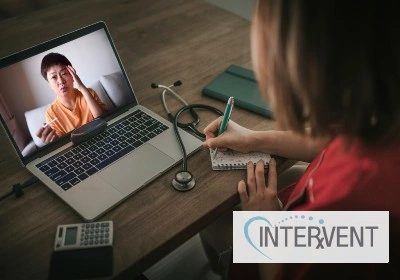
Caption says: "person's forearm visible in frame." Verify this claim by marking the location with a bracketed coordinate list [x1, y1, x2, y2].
[81, 88, 105, 118]
[249, 130, 331, 162]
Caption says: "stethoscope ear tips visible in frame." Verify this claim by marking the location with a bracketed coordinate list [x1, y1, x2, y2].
[152, 81, 181, 89]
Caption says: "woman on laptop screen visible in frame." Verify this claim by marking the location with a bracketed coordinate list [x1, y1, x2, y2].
[36, 52, 107, 144]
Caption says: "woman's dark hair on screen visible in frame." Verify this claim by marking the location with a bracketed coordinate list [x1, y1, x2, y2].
[40, 52, 72, 81]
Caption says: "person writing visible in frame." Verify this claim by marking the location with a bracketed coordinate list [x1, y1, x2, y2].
[36, 52, 107, 144]
[202, 0, 400, 279]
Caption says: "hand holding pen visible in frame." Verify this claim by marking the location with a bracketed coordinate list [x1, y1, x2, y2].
[203, 100, 256, 154]
[43, 117, 58, 128]
[212, 97, 234, 159]
[36, 117, 59, 144]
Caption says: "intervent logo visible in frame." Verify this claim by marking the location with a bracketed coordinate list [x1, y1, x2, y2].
[233, 211, 388, 263]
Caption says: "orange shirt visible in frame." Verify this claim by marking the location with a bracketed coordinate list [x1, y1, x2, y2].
[46, 88, 107, 136]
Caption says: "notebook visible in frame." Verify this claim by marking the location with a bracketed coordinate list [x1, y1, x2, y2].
[0, 22, 202, 221]
[209, 149, 271, 170]
[202, 64, 273, 118]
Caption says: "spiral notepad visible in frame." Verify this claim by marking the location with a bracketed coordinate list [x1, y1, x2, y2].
[209, 149, 271, 170]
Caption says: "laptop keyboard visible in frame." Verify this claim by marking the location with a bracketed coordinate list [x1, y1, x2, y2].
[35, 110, 169, 191]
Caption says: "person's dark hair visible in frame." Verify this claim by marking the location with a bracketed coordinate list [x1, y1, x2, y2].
[253, 0, 400, 144]
[40, 52, 72, 81]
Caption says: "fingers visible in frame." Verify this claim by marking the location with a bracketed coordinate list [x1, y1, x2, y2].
[238, 180, 249, 204]
[203, 137, 228, 151]
[38, 126, 55, 144]
[246, 161, 257, 196]
[67, 65, 86, 91]
[66, 65, 76, 75]
[203, 117, 222, 138]
[36, 126, 45, 138]
[246, 159, 268, 195]
[204, 130, 216, 141]
[202, 117, 222, 149]
[255, 160, 266, 194]
[66, 65, 79, 83]
[45, 130, 56, 143]
[247, 160, 266, 194]
[238, 158, 280, 211]
[203, 117, 234, 150]
[267, 158, 277, 193]
[40, 126, 51, 139]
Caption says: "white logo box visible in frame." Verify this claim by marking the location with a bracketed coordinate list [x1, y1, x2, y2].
[233, 211, 389, 263]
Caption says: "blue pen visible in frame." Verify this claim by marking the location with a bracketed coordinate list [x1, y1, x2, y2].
[213, 96, 234, 159]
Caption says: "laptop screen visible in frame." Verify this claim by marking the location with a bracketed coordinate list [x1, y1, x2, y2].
[0, 22, 136, 161]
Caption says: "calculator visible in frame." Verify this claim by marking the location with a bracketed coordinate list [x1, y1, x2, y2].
[54, 221, 113, 251]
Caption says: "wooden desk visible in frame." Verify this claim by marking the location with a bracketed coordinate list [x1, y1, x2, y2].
[0, 1, 294, 279]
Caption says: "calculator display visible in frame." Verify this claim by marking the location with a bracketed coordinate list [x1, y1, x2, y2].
[65, 227, 78, 245]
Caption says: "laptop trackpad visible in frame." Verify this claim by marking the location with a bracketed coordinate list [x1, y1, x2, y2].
[98, 144, 174, 194]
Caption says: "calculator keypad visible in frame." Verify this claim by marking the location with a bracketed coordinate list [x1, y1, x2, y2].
[80, 222, 112, 247]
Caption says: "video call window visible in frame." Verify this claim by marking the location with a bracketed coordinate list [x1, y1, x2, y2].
[0, 28, 134, 158]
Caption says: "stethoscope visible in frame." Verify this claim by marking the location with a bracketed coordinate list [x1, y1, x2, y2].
[151, 81, 223, 192]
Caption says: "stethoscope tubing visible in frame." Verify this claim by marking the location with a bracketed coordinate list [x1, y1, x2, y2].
[152, 82, 223, 191]
[158, 84, 188, 115]
[173, 103, 223, 171]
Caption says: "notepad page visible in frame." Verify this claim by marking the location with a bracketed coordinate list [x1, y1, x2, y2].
[209, 149, 271, 170]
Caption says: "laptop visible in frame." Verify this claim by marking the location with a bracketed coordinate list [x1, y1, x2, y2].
[0, 22, 202, 221]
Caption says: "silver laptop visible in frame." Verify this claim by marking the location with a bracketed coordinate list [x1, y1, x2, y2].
[0, 22, 202, 221]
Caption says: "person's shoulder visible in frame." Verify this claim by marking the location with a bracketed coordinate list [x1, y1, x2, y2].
[323, 135, 400, 166]
[73, 88, 82, 95]
[87, 87, 97, 96]
[73, 88, 86, 102]
[290, 136, 400, 211]
[317, 135, 400, 192]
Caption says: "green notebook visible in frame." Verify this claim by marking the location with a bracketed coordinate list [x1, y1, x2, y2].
[202, 64, 273, 118]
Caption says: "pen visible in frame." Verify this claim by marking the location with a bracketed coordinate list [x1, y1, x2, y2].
[213, 97, 234, 159]
[43, 117, 58, 128]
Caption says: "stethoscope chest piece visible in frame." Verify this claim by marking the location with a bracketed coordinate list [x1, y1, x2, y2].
[172, 171, 195, 192]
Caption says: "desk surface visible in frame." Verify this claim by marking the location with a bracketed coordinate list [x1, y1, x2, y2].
[0, 1, 294, 279]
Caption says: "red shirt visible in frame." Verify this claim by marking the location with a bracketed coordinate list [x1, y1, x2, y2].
[277, 136, 400, 279]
